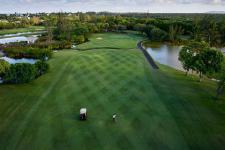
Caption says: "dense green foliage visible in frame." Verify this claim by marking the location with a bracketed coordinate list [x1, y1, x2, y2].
[0, 21, 18, 29]
[0, 59, 10, 81]
[216, 63, 225, 99]
[2, 60, 50, 84]
[72, 27, 89, 38]
[4, 63, 36, 83]
[0, 59, 10, 74]
[179, 44, 196, 76]
[179, 42, 224, 81]
[194, 48, 224, 81]
[150, 28, 168, 42]
[2, 12, 225, 47]
[3, 46, 54, 60]
[35, 60, 50, 77]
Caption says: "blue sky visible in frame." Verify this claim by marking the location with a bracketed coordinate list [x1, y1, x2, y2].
[0, 0, 225, 13]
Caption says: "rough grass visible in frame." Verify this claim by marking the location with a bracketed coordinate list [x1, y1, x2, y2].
[0, 33, 225, 150]
[0, 26, 46, 35]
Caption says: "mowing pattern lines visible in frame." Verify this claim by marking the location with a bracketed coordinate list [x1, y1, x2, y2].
[5, 51, 79, 150]
[6, 49, 189, 150]
[1, 33, 224, 149]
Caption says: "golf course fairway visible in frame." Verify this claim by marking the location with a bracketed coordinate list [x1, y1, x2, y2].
[0, 33, 225, 150]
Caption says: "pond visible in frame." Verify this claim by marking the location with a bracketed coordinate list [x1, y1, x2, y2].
[0, 35, 38, 44]
[142, 41, 225, 71]
[0, 32, 44, 38]
[0, 56, 39, 64]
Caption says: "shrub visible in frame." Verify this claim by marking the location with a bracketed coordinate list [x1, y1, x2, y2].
[4, 63, 36, 83]
[0, 59, 10, 81]
[88, 26, 98, 34]
[72, 35, 85, 42]
[57, 33, 67, 41]
[3, 47, 54, 60]
[37, 36, 48, 42]
[35, 61, 50, 77]
[71, 27, 89, 38]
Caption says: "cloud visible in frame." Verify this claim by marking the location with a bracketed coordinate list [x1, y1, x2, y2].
[0, 0, 225, 13]
[1, 0, 225, 5]
[178, 0, 192, 4]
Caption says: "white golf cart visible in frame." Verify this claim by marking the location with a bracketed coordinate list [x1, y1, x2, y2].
[80, 108, 87, 120]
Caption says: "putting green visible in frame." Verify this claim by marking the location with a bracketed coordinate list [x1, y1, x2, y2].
[75, 33, 146, 50]
[0, 33, 225, 150]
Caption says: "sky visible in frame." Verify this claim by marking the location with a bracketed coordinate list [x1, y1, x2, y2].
[0, 0, 225, 13]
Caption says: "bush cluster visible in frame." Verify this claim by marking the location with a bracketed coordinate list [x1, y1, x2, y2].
[4, 60, 50, 84]
[3, 47, 54, 60]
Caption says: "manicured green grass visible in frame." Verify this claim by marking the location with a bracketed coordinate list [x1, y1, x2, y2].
[0, 26, 46, 35]
[0, 33, 225, 150]
[75, 33, 147, 50]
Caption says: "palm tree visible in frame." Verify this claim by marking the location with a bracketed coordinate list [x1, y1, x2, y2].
[188, 25, 203, 42]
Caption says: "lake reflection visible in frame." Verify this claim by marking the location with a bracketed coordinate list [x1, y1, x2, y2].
[143, 41, 225, 71]
[142, 42, 184, 71]
[0, 56, 39, 64]
[0, 35, 38, 44]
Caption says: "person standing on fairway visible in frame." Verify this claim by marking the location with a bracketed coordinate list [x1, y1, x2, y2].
[113, 114, 116, 122]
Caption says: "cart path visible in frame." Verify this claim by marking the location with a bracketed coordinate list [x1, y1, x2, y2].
[137, 39, 159, 69]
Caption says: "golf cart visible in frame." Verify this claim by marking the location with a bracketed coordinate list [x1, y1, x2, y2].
[80, 108, 87, 120]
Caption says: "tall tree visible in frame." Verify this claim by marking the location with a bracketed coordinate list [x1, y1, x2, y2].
[169, 25, 184, 43]
[193, 15, 199, 26]
[188, 25, 203, 42]
[57, 13, 66, 34]
[178, 45, 195, 76]
[45, 19, 54, 42]
[218, 19, 225, 45]
[178, 41, 209, 77]
[216, 63, 225, 99]
[33, 17, 39, 26]
[194, 48, 224, 82]
[146, 11, 150, 24]
[204, 20, 221, 47]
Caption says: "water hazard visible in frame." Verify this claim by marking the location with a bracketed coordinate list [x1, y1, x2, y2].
[0, 56, 39, 64]
[142, 41, 225, 71]
[0, 32, 45, 38]
[0, 35, 38, 44]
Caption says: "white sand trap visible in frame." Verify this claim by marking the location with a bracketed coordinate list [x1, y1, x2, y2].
[97, 37, 102, 40]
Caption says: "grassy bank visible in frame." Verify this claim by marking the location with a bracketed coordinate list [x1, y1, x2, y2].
[0, 26, 46, 35]
[0, 33, 225, 150]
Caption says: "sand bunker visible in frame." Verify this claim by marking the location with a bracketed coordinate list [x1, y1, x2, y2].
[97, 37, 102, 40]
